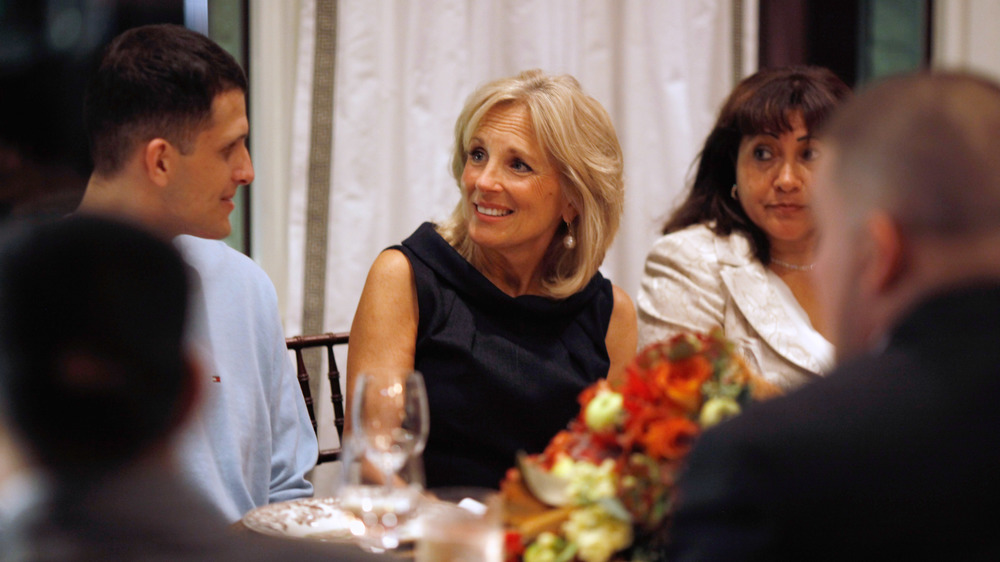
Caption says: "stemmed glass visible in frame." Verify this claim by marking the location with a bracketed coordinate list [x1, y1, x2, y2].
[340, 368, 429, 552]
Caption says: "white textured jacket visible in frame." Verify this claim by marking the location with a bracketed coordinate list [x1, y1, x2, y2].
[637, 224, 834, 391]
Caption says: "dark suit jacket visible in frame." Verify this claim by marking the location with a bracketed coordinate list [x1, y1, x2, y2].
[0, 461, 386, 561]
[667, 284, 1000, 561]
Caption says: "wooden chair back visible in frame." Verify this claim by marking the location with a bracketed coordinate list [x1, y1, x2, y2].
[286, 331, 349, 464]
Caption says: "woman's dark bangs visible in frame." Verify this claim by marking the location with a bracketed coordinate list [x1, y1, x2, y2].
[799, 87, 838, 132]
[735, 80, 839, 135]
[734, 92, 794, 136]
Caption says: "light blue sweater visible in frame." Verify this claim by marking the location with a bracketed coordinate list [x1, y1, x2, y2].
[172, 236, 317, 522]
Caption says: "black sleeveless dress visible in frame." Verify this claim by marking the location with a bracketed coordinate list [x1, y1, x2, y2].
[392, 223, 614, 489]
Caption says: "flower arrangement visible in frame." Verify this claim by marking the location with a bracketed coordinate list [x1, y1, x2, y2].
[502, 330, 776, 562]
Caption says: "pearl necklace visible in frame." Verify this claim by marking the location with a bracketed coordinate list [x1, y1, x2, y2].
[771, 258, 815, 272]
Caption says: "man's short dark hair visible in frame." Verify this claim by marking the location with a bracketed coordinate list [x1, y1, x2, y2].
[0, 215, 191, 474]
[84, 24, 248, 177]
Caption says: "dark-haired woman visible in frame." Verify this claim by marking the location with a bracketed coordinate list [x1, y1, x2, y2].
[637, 66, 850, 391]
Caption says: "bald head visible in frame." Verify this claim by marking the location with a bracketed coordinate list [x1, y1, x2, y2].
[822, 72, 1000, 234]
[813, 71, 1000, 359]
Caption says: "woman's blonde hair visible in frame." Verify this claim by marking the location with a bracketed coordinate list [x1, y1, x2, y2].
[438, 69, 624, 299]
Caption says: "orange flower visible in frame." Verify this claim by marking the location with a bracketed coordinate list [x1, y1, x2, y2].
[661, 355, 712, 412]
[646, 362, 672, 401]
[621, 366, 655, 403]
[640, 416, 700, 460]
[620, 403, 658, 451]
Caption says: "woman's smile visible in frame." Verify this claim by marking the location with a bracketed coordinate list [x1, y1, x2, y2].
[473, 203, 513, 217]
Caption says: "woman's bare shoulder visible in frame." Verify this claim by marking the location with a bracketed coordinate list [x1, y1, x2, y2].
[606, 283, 638, 382]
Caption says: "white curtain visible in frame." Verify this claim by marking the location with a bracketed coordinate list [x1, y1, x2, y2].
[933, 0, 1000, 80]
[275, 0, 741, 494]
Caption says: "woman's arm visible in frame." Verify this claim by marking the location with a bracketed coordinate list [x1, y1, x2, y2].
[345, 249, 419, 432]
[606, 284, 638, 385]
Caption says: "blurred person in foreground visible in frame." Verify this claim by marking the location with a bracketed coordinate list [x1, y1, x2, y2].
[0, 216, 382, 561]
[76, 24, 316, 521]
[637, 66, 850, 391]
[667, 71, 1000, 559]
[347, 69, 637, 489]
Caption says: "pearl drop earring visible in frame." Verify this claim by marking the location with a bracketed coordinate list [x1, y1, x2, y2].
[563, 220, 576, 250]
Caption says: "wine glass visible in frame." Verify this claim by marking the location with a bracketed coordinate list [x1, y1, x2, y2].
[353, 368, 429, 481]
[339, 368, 429, 552]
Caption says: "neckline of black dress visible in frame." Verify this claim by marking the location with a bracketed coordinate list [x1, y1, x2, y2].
[401, 222, 606, 317]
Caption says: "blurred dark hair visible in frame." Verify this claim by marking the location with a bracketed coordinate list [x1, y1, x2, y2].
[663, 65, 851, 263]
[0, 215, 190, 474]
[83, 23, 247, 177]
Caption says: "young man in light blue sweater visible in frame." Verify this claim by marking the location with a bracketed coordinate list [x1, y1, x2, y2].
[77, 24, 317, 522]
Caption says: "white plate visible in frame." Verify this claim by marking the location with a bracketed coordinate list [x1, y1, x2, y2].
[241, 497, 421, 543]
[242, 497, 358, 542]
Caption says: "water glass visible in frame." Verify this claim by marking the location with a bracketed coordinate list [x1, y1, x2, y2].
[339, 368, 429, 552]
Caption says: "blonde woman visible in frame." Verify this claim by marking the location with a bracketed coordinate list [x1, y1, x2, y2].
[347, 70, 636, 489]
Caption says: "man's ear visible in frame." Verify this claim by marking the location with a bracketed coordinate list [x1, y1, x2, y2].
[142, 138, 173, 188]
[861, 211, 905, 296]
